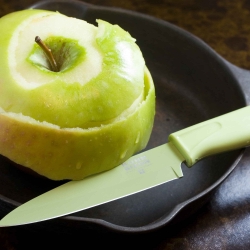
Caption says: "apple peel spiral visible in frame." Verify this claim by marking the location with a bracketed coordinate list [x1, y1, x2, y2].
[0, 9, 155, 180]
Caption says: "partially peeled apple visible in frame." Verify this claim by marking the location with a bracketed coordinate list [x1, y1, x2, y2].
[0, 9, 155, 180]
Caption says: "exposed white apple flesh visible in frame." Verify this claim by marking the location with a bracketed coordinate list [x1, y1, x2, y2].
[0, 9, 155, 180]
[1, 10, 145, 128]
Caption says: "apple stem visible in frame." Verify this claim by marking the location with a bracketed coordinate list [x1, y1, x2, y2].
[35, 36, 59, 72]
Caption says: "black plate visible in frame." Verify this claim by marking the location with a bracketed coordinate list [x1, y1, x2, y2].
[0, 0, 248, 234]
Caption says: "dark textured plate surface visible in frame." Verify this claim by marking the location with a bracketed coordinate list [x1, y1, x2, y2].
[0, 0, 248, 234]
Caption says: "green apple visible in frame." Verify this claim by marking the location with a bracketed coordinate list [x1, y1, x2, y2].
[0, 9, 155, 180]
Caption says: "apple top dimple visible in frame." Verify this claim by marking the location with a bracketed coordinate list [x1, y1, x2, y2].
[9, 12, 103, 89]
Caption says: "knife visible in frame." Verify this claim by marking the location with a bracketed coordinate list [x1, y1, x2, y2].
[1, 106, 250, 227]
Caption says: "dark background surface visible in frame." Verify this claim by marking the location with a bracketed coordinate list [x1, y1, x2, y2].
[1, 0, 250, 249]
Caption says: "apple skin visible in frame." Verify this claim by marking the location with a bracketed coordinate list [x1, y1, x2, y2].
[0, 68, 155, 180]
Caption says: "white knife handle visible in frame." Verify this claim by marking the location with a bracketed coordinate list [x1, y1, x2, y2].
[169, 106, 250, 166]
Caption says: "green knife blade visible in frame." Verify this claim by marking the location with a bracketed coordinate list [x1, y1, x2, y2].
[1, 106, 250, 227]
